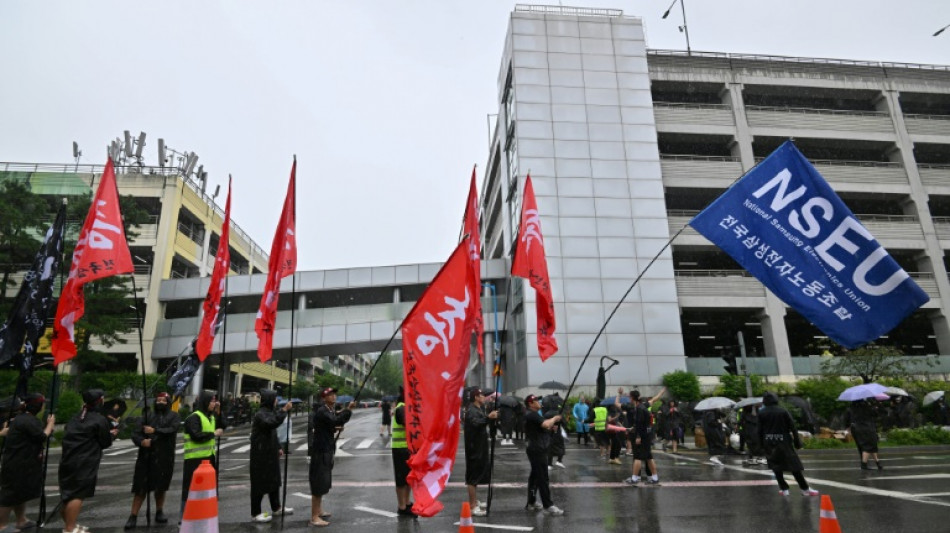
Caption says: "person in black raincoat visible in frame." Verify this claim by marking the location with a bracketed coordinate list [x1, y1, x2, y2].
[309, 387, 354, 527]
[463, 388, 497, 516]
[738, 405, 764, 464]
[179, 391, 223, 521]
[249, 389, 293, 522]
[758, 392, 818, 496]
[58, 389, 117, 533]
[844, 399, 882, 470]
[0, 394, 55, 533]
[702, 409, 727, 465]
[124, 392, 180, 529]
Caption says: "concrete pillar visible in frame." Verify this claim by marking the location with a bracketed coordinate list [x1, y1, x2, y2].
[759, 297, 795, 379]
[721, 82, 755, 170]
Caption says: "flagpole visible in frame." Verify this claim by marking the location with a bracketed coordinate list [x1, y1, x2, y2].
[215, 278, 228, 484]
[335, 325, 402, 447]
[558, 226, 689, 414]
[485, 254, 516, 514]
[130, 276, 152, 527]
[280, 272, 296, 530]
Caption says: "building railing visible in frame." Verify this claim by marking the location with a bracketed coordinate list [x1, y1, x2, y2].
[648, 49, 950, 74]
[745, 105, 888, 118]
[660, 154, 741, 163]
[653, 102, 732, 112]
[514, 4, 624, 17]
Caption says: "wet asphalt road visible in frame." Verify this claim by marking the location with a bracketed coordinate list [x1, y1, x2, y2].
[36, 409, 950, 532]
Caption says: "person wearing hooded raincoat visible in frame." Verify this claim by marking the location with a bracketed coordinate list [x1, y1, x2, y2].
[125, 392, 180, 529]
[309, 387, 354, 527]
[179, 391, 223, 521]
[58, 389, 117, 533]
[844, 399, 883, 470]
[702, 409, 727, 465]
[758, 392, 818, 496]
[249, 389, 293, 522]
[0, 394, 55, 533]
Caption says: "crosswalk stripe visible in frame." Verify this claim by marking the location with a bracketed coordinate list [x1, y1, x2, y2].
[355, 439, 374, 449]
[233, 444, 251, 453]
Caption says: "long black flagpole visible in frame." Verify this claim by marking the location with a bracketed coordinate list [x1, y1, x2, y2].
[558, 226, 688, 413]
[130, 276, 152, 526]
[335, 326, 401, 447]
[280, 159, 297, 529]
[485, 273, 514, 514]
[215, 278, 228, 485]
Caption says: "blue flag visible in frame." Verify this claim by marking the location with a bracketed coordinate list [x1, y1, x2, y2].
[689, 141, 929, 349]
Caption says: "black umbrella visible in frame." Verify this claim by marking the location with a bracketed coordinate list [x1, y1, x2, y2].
[539, 380, 568, 390]
[601, 395, 631, 406]
[496, 395, 520, 408]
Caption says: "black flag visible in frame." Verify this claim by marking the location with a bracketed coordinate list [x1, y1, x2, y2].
[0, 201, 68, 377]
[168, 311, 225, 398]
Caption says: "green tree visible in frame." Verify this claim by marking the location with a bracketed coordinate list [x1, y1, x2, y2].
[0, 180, 53, 315]
[370, 352, 403, 396]
[820, 344, 935, 383]
[662, 370, 701, 401]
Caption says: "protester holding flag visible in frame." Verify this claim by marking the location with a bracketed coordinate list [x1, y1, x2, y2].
[309, 387, 354, 527]
[124, 392, 180, 529]
[249, 389, 294, 523]
[464, 388, 498, 517]
[179, 391, 223, 522]
[58, 389, 117, 533]
[523, 394, 563, 515]
[0, 394, 55, 533]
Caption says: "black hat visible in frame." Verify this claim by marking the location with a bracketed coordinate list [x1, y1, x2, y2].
[320, 387, 338, 398]
[524, 394, 541, 407]
[82, 389, 104, 405]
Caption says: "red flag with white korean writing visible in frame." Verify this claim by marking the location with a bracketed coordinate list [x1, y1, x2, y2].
[401, 241, 476, 517]
[51, 158, 134, 365]
[511, 175, 558, 361]
[461, 166, 484, 362]
[196, 178, 232, 361]
[255, 160, 297, 363]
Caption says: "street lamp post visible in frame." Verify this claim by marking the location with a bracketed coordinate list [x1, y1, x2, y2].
[662, 0, 692, 56]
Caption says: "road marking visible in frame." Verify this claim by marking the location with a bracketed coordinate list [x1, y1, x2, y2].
[104, 447, 137, 456]
[233, 444, 251, 453]
[355, 439, 374, 449]
[353, 506, 398, 518]
[673, 450, 950, 508]
[916, 492, 950, 497]
[295, 444, 309, 452]
[865, 473, 950, 481]
[452, 522, 533, 531]
[225, 463, 248, 471]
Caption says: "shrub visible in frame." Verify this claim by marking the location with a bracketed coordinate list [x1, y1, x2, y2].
[803, 437, 855, 449]
[55, 390, 83, 423]
[662, 370, 701, 401]
[795, 377, 849, 422]
[885, 425, 950, 446]
[714, 374, 767, 398]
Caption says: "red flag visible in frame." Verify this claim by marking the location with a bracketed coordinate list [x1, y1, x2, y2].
[461, 166, 484, 362]
[255, 160, 297, 363]
[195, 178, 232, 361]
[51, 158, 134, 365]
[401, 242, 476, 517]
[511, 175, 558, 361]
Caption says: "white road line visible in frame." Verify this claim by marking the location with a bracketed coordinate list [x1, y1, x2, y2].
[225, 463, 248, 471]
[672, 450, 950, 508]
[353, 506, 398, 518]
[916, 492, 950, 497]
[295, 443, 309, 452]
[865, 473, 950, 481]
[452, 522, 533, 531]
[355, 439, 374, 449]
[233, 444, 251, 453]
[104, 448, 138, 456]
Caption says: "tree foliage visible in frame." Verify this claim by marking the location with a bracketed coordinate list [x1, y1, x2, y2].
[820, 344, 935, 383]
[0, 181, 55, 315]
[370, 351, 403, 396]
[661, 370, 701, 401]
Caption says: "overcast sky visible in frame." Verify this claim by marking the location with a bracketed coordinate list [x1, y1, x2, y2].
[2, 1, 949, 271]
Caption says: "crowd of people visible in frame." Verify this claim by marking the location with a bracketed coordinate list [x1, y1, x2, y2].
[0, 383, 944, 530]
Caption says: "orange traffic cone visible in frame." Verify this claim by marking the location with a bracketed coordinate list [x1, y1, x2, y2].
[180, 460, 218, 533]
[458, 501, 474, 533]
[819, 494, 842, 533]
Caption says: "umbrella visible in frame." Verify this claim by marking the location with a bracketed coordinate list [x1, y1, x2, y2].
[837, 383, 887, 402]
[381, 395, 397, 402]
[734, 397, 763, 409]
[496, 395, 520, 408]
[539, 380, 568, 390]
[884, 387, 910, 397]
[923, 390, 946, 407]
[694, 397, 736, 411]
[336, 395, 355, 404]
[600, 395, 631, 406]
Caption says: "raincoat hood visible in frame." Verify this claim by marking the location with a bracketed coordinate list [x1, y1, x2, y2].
[763, 392, 779, 406]
[197, 390, 216, 413]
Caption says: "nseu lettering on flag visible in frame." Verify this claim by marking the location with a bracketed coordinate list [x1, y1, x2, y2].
[690, 141, 928, 348]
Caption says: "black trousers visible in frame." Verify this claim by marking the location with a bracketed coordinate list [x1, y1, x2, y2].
[609, 432, 623, 459]
[526, 449, 552, 508]
[251, 487, 281, 516]
[773, 469, 809, 491]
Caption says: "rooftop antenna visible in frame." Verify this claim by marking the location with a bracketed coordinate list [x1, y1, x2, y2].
[134, 131, 146, 163]
[123, 130, 134, 159]
[157, 138, 166, 168]
[72, 141, 82, 166]
[182, 152, 199, 178]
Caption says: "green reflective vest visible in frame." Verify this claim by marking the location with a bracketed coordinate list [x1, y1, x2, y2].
[391, 402, 407, 449]
[594, 406, 608, 431]
[183, 411, 216, 460]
